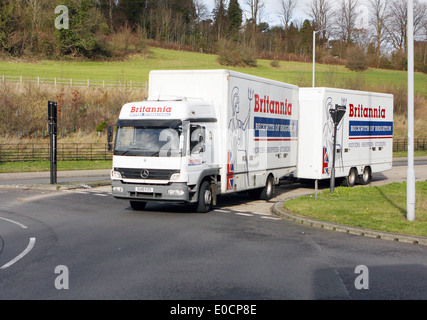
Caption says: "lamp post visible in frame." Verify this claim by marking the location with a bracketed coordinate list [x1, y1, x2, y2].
[313, 29, 326, 87]
[407, 0, 415, 221]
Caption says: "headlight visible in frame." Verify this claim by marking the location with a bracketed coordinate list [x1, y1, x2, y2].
[167, 189, 185, 196]
[111, 170, 122, 179]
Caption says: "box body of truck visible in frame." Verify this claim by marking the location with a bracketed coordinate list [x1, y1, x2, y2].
[111, 70, 299, 211]
[295, 87, 393, 185]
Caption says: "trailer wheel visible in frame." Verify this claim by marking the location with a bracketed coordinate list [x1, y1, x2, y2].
[360, 166, 372, 185]
[260, 175, 275, 200]
[342, 168, 358, 187]
[196, 180, 212, 213]
[130, 201, 147, 210]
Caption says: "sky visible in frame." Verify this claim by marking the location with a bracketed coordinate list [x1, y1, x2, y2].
[203, 0, 427, 28]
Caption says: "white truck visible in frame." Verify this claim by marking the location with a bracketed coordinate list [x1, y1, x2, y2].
[295, 87, 394, 186]
[110, 70, 299, 212]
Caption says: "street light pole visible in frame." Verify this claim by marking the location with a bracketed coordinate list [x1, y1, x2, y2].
[313, 31, 317, 87]
[407, 0, 415, 221]
[313, 29, 326, 87]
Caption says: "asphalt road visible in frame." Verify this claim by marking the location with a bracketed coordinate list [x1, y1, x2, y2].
[0, 163, 426, 301]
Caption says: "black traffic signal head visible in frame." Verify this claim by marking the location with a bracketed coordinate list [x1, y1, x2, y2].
[330, 104, 346, 125]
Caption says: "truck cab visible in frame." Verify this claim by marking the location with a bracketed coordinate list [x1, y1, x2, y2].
[111, 97, 219, 212]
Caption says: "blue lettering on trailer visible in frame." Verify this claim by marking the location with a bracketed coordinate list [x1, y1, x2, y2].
[349, 120, 393, 139]
[254, 117, 298, 140]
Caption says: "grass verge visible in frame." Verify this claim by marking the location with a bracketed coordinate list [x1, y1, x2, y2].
[1, 47, 426, 96]
[283, 181, 427, 238]
[0, 160, 112, 173]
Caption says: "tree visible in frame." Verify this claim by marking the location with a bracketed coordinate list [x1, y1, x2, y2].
[335, 0, 360, 46]
[280, 0, 297, 53]
[244, 0, 265, 43]
[368, 0, 390, 63]
[386, 0, 426, 52]
[55, 0, 105, 58]
[98, 0, 117, 30]
[213, 0, 228, 39]
[280, 0, 297, 31]
[228, 0, 242, 37]
[308, 0, 333, 42]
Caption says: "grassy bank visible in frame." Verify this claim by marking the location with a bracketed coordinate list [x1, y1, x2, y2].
[1, 47, 426, 96]
[283, 181, 427, 237]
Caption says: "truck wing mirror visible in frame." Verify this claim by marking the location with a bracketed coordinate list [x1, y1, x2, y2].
[107, 125, 115, 152]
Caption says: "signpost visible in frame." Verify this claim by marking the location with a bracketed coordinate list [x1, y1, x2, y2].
[48, 101, 58, 184]
[329, 104, 346, 194]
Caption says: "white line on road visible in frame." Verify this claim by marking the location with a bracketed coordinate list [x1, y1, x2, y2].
[234, 212, 254, 217]
[260, 216, 282, 220]
[0, 217, 28, 229]
[1, 237, 36, 270]
[251, 212, 272, 216]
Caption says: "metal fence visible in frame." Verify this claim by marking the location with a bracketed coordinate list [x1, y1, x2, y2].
[0, 139, 425, 162]
[0, 75, 147, 89]
[393, 138, 427, 152]
[0, 143, 112, 162]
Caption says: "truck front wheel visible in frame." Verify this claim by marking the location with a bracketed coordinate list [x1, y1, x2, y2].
[196, 180, 212, 213]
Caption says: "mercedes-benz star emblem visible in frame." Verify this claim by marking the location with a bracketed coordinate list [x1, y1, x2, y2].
[140, 169, 149, 179]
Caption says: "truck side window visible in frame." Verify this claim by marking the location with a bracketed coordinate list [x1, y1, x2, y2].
[190, 125, 205, 154]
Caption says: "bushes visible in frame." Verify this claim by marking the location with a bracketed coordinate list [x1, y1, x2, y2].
[217, 39, 257, 67]
[0, 84, 147, 139]
[345, 46, 368, 72]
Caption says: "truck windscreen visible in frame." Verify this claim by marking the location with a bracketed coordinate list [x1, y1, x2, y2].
[114, 126, 182, 157]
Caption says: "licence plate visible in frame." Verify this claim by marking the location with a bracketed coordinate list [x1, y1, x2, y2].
[136, 187, 153, 193]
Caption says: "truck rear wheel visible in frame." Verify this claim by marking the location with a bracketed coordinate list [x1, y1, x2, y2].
[130, 201, 147, 210]
[359, 166, 372, 185]
[260, 175, 275, 200]
[196, 180, 212, 213]
[342, 168, 358, 187]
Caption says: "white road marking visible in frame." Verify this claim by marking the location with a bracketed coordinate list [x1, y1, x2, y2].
[0, 217, 27, 229]
[251, 212, 272, 216]
[234, 212, 254, 217]
[1, 237, 36, 269]
[260, 216, 282, 221]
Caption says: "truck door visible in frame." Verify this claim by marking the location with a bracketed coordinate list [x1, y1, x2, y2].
[187, 124, 208, 185]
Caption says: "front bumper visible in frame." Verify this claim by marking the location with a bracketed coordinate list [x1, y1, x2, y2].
[111, 180, 190, 203]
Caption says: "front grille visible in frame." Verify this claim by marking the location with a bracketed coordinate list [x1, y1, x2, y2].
[116, 168, 179, 180]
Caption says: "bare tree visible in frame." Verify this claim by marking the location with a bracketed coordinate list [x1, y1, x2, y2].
[368, 0, 390, 58]
[279, 0, 297, 53]
[194, 0, 209, 23]
[386, 0, 426, 51]
[243, 0, 265, 45]
[335, 0, 360, 46]
[307, 0, 333, 41]
[244, 0, 265, 24]
[280, 0, 297, 31]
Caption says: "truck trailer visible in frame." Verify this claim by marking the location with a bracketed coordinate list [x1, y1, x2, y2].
[110, 70, 299, 212]
[295, 87, 394, 186]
